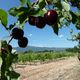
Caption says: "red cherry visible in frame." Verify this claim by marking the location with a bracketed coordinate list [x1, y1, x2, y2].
[35, 16, 46, 29]
[28, 16, 36, 26]
[18, 37, 28, 48]
[44, 10, 58, 25]
[11, 28, 24, 39]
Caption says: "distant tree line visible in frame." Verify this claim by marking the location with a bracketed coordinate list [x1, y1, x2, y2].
[66, 46, 79, 52]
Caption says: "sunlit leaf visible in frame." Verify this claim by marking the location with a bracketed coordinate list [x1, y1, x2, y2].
[26, 0, 31, 8]
[61, 1, 70, 11]
[9, 7, 28, 17]
[20, 0, 27, 5]
[0, 9, 8, 28]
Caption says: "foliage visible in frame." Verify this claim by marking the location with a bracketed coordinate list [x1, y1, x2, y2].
[0, 41, 19, 80]
[17, 51, 76, 63]
[66, 47, 79, 52]
[0, 0, 80, 80]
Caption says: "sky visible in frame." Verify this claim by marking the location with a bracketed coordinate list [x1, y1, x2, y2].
[0, 0, 79, 48]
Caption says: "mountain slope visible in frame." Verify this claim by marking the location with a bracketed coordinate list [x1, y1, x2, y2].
[14, 46, 66, 52]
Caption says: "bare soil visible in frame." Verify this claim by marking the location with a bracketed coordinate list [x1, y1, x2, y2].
[14, 57, 80, 80]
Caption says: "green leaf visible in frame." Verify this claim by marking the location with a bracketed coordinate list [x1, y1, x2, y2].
[20, 0, 27, 5]
[61, 1, 70, 11]
[0, 57, 2, 67]
[20, 0, 31, 7]
[70, 11, 78, 24]
[39, 0, 46, 9]
[7, 70, 20, 79]
[9, 7, 18, 16]
[0, 9, 8, 28]
[32, 8, 46, 16]
[76, 23, 80, 30]
[1, 40, 7, 49]
[26, 0, 31, 8]
[18, 12, 28, 23]
[60, 17, 65, 23]
[54, 1, 62, 10]
[9, 7, 28, 17]
[78, 9, 80, 13]
[29, 8, 40, 16]
[6, 54, 13, 69]
[52, 23, 59, 35]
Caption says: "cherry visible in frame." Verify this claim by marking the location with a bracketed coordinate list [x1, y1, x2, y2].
[35, 16, 46, 29]
[44, 10, 58, 25]
[18, 37, 28, 48]
[28, 16, 36, 26]
[11, 28, 24, 39]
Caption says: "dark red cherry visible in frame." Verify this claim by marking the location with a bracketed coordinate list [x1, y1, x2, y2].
[28, 16, 36, 26]
[18, 37, 28, 48]
[11, 28, 24, 39]
[44, 10, 58, 25]
[35, 16, 46, 29]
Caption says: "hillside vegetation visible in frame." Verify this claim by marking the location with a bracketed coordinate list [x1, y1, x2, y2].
[16, 51, 77, 64]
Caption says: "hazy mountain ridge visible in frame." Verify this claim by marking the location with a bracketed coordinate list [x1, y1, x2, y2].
[14, 46, 66, 52]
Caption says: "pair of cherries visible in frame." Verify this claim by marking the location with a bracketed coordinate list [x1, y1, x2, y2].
[11, 28, 28, 48]
[28, 10, 58, 28]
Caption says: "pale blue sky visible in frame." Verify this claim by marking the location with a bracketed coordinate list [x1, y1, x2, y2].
[0, 0, 79, 48]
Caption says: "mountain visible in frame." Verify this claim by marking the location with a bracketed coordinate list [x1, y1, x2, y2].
[14, 46, 66, 52]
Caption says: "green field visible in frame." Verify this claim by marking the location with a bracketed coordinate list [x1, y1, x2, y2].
[16, 51, 77, 63]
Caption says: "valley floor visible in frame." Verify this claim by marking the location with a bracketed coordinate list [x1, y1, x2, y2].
[14, 57, 80, 80]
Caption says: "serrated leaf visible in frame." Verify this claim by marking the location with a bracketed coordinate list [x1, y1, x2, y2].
[0, 9, 8, 28]
[52, 23, 59, 35]
[61, 1, 70, 11]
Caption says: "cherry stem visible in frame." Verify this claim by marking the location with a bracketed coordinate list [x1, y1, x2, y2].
[8, 37, 13, 44]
